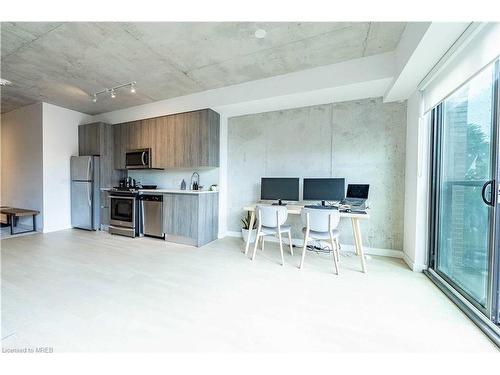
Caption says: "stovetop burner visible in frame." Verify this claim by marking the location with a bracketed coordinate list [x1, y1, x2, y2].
[112, 186, 139, 191]
[110, 187, 141, 196]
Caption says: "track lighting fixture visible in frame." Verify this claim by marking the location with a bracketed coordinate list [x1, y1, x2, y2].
[90, 81, 136, 102]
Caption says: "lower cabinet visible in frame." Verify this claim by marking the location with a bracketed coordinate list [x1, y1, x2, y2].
[163, 193, 219, 247]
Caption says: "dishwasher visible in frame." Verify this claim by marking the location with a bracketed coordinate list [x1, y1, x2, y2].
[140, 194, 164, 239]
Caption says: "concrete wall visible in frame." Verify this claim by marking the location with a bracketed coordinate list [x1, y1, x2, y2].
[42, 103, 92, 233]
[227, 98, 407, 252]
[0, 103, 44, 229]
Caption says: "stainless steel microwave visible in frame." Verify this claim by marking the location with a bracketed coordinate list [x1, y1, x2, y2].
[125, 148, 151, 169]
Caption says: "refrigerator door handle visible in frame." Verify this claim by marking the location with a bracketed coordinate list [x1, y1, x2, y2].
[87, 182, 92, 208]
[87, 157, 92, 180]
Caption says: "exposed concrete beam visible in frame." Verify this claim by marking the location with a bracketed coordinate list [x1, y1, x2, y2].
[384, 22, 471, 102]
[92, 52, 395, 123]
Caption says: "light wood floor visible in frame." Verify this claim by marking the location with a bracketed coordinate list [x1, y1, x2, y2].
[1, 229, 498, 352]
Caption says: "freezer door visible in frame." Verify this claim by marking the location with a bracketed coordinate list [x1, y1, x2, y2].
[71, 155, 92, 181]
[71, 181, 93, 229]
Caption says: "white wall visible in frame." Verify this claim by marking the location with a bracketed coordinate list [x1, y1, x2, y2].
[42, 103, 92, 233]
[403, 91, 429, 271]
[127, 168, 219, 190]
[0, 103, 44, 229]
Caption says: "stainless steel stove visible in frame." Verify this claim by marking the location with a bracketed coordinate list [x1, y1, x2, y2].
[108, 188, 141, 237]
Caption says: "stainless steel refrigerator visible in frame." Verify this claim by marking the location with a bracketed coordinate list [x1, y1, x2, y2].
[71, 156, 100, 230]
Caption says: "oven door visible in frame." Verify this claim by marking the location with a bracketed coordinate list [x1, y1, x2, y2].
[126, 149, 150, 169]
[109, 195, 136, 228]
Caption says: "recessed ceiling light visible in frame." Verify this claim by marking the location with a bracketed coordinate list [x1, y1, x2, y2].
[254, 29, 267, 39]
[130, 82, 136, 94]
[0, 78, 12, 86]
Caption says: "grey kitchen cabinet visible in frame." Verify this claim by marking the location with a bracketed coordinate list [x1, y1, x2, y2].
[78, 122, 100, 156]
[162, 192, 219, 247]
[113, 109, 220, 169]
[78, 122, 125, 226]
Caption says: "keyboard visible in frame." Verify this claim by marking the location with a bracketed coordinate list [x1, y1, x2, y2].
[304, 205, 338, 210]
[341, 199, 366, 208]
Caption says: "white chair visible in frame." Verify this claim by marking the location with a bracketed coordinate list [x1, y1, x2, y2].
[251, 205, 293, 266]
[299, 207, 341, 275]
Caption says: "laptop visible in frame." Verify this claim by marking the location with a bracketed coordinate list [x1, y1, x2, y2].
[341, 184, 369, 208]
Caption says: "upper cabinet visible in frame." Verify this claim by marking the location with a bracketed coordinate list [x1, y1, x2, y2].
[78, 122, 101, 156]
[113, 108, 220, 170]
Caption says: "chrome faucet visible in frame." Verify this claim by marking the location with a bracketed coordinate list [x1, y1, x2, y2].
[190, 172, 200, 190]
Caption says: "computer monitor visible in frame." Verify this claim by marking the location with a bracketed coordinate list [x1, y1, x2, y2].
[303, 178, 345, 205]
[346, 184, 370, 199]
[261, 178, 299, 205]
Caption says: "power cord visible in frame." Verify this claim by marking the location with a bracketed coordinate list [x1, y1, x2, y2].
[306, 240, 333, 254]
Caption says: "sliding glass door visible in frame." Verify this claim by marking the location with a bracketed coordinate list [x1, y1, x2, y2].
[430, 60, 499, 318]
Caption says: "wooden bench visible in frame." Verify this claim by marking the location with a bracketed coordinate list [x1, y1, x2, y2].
[0, 207, 39, 235]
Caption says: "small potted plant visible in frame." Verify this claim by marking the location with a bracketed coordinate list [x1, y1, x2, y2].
[241, 212, 257, 243]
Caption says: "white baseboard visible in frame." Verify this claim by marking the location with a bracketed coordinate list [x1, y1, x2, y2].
[225, 230, 403, 259]
[402, 252, 427, 272]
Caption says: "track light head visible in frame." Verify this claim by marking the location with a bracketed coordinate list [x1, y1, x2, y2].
[91, 81, 136, 102]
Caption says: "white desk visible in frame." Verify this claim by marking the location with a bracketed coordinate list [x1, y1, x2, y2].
[242, 204, 370, 273]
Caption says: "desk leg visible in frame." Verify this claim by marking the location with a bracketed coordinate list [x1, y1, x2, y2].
[352, 218, 367, 273]
[351, 218, 360, 255]
[244, 211, 255, 255]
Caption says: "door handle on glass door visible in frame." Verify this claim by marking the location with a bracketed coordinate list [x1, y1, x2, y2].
[481, 180, 495, 206]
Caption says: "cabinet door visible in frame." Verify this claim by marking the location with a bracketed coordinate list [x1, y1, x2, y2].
[153, 116, 171, 168]
[171, 112, 200, 168]
[113, 123, 124, 169]
[78, 123, 100, 156]
[163, 194, 198, 240]
[125, 121, 139, 151]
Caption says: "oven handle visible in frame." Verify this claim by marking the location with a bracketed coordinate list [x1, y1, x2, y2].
[110, 195, 136, 200]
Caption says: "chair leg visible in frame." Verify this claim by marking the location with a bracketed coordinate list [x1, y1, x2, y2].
[278, 230, 285, 266]
[299, 230, 309, 269]
[334, 237, 341, 262]
[330, 233, 340, 275]
[287, 230, 293, 256]
[251, 231, 261, 261]
[261, 236, 265, 251]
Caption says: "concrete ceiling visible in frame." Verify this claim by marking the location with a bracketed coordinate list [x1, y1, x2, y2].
[1, 22, 407, 115]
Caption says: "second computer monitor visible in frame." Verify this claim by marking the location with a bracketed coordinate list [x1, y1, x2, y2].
[303, 178, 345, 204]
[261, 177, 300, 205]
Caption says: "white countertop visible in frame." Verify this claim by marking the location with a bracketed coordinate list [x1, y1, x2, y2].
[101, 187, 217, 194]
[140, 189, 218, 194]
